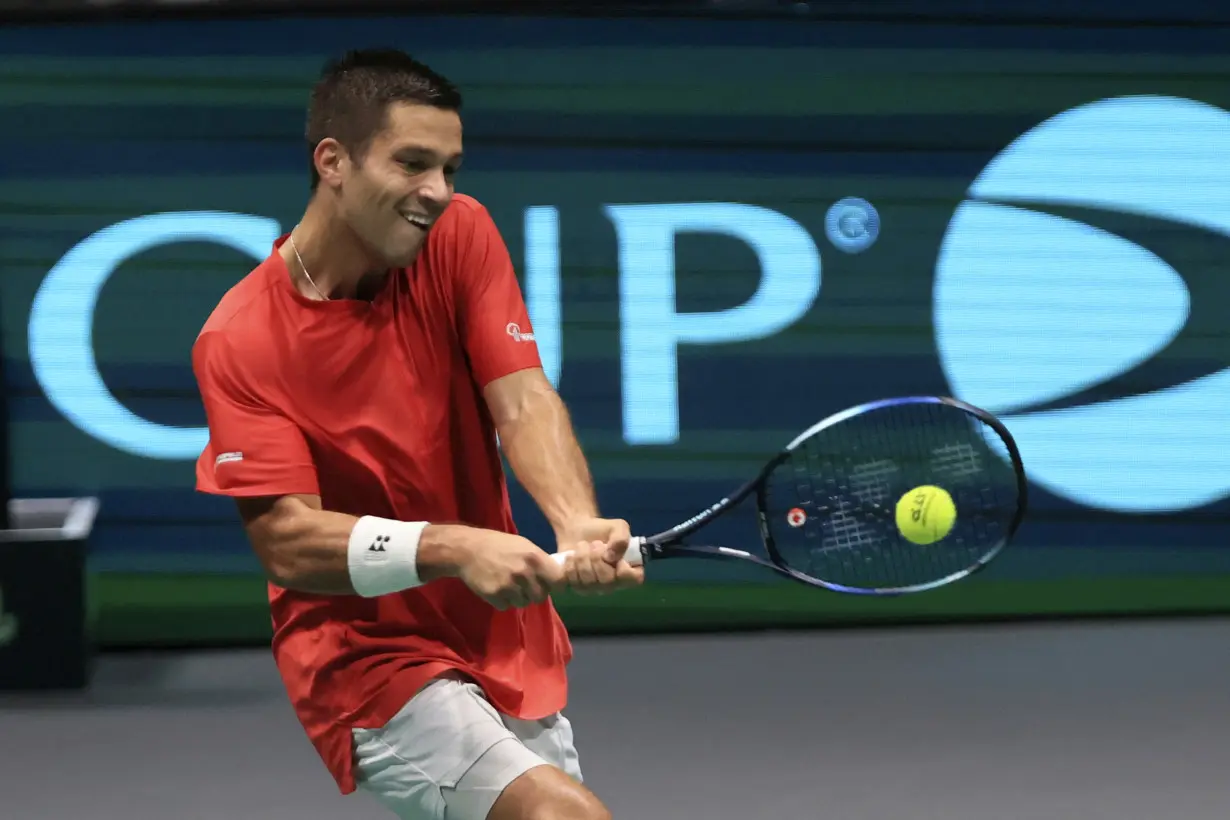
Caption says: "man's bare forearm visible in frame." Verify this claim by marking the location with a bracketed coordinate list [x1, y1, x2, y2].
[246, 498, 478, 595]
[496, 382, 599, 540]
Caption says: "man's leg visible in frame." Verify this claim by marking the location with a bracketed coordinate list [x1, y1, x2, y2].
[482, 764, 608, 820]
[352, 676, 608, 820]
[502, 711, 583, 784]
[477, 710, 606, 820]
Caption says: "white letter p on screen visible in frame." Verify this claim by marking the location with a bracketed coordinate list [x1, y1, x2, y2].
[605, 202, 821, 445]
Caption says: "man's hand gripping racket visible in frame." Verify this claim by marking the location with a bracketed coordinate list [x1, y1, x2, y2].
[553, 396, 1027, 596]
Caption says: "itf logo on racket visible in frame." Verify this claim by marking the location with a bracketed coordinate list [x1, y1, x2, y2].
[934, 95, 1230, 513]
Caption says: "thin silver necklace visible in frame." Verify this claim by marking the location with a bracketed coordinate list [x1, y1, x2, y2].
[287, 231, 329, 301]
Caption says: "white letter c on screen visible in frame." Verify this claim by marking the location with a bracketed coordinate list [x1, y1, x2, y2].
[28, 211, 282, 460]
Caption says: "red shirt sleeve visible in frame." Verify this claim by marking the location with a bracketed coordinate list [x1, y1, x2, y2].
[193, 331, 320, 498]
[450, 200, 544, 388]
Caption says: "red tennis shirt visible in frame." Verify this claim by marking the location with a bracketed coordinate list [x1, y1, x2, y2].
[192, 194, 572, 795]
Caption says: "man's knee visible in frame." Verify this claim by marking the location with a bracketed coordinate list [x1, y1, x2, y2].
[532, 788, 610, 820]
[488, 764, 611, 820]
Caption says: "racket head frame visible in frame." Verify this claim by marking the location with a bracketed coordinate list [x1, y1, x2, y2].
[631, 395, 1029, 594]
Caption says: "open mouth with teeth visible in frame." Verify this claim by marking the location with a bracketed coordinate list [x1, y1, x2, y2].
[402, 213, 432, 230]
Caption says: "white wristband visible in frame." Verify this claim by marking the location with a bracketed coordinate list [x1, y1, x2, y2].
[347, 516, 429, 598]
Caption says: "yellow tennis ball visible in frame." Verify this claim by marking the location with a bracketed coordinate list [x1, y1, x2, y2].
[895, 485, 956, 545]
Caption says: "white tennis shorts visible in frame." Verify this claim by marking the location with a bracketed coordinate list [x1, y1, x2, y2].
[351, 675, 583, 820]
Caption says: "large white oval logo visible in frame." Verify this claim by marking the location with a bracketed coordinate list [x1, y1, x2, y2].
[935, 95, 1230, 513]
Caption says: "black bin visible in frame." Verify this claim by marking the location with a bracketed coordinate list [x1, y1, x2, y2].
[0, 497, 99, 690]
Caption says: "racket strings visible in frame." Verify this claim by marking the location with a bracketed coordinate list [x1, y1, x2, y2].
[763, 401, 1020, 593]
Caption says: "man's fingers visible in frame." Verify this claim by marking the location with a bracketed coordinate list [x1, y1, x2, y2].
[591, 542, 618, 578]
[591, 542, 621, 594]
[523, 579, 549, 605]
[603, 541, 629, 565]
[539, 551, 567, 585]
[574, 546, 602, 588]
[506, 585, 531, 608]
[512, 559, 556, 605]
[602, 519, 633, 564]
[616, 562, 645, 587]
[564, 556, 593, 596]
[555, 540, 643, 596]
[488, 594, 515, 611]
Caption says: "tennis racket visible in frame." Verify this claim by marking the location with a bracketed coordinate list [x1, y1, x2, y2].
[553, 395, 1027, 595]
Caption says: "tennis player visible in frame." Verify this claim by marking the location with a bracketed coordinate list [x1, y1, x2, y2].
[192, 49, 641, 820]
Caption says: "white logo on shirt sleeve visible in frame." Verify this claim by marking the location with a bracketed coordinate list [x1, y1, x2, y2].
[506, 322, 535, 342]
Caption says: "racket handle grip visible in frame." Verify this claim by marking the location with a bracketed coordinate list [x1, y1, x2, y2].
[552, 536, 646, 567]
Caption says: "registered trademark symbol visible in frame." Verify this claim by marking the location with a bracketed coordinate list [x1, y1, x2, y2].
[824, 197, 880, 254]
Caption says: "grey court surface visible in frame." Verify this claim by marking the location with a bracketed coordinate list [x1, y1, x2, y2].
[3, 618, 1230, 819]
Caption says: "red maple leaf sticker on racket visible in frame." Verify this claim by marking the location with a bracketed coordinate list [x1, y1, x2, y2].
[787, 507, 807, 528]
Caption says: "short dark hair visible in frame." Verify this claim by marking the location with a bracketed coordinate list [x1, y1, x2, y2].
[305, 48, 463, 189]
